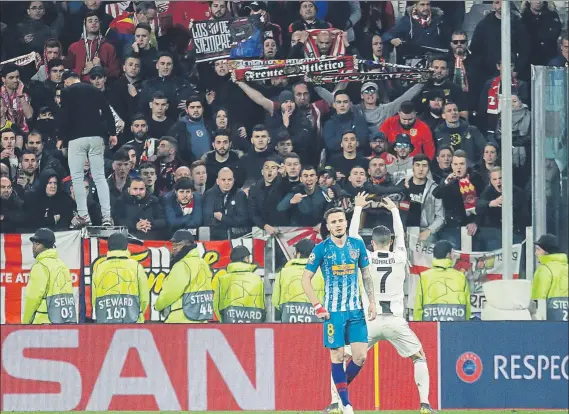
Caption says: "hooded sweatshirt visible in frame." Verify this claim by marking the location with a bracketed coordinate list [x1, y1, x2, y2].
[24, 168, 75, 231]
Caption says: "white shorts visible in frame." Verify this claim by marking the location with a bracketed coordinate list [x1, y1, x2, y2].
[344, 314, 422, 358]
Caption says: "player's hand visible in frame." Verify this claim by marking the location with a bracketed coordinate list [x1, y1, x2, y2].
[314, 304, 330, 320]
[354, 192, 370, 208]
[367, 302, 377, 321]
[380, 197, 397, 211]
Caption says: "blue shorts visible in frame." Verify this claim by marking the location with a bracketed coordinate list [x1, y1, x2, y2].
[323, 309, 368, 349]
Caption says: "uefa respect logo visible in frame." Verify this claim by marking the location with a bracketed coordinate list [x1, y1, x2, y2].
[456, 352, 483, 383]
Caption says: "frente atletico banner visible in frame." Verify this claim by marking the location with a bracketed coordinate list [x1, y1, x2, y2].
[83, 237, 266, 321]
[0, 323, 439, 411]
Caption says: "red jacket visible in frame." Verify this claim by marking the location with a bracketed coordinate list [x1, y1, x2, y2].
[66, 38, 120, 83]
[379, 115, 435, 159]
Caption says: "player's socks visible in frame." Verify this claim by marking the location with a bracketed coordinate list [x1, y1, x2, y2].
[414, 358, 430, 404]
[331, 362, 350, 407]
[345, 359, 363, 385]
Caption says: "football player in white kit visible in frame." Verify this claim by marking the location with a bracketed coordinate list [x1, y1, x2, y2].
[325, 193, 436, 414]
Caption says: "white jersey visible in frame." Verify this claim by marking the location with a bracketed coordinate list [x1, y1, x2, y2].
[349, 205, 408, 318]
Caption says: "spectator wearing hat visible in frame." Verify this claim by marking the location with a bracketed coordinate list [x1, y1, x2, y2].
[323, 91, 369, 157]
[355, 81, 424, 137]
[248, 156, 292, 234]
[415, 57, 468, 120]
[23, 227, 77, 325]
[288, 1, 332, 33]
[387, 133, 416, 183]
[155, 229, 214, 324]
[66, 11, 120, 83]
[367, 131, 396, 166]
[434, 101, 487, 167]
[418, 89, 446, 133]
[24, 168, 75, 231]
[214, 245, 265, 323]
[272, 238, 325, 323]
[244, 1, 283, 48]
[328, 130, 370, 180]
[0, 176, 25, 233]
[161, 177, 203, 235]
[278, 165, 330, 227]
[433, 150, 484, 249]
[58, 70, 115, 227]
[380, 101, 435, 160]
[203, 167, 250, 240]
[531, 234, 568, 321]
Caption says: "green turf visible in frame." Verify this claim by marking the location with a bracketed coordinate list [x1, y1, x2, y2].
[2, 411, 567, 414]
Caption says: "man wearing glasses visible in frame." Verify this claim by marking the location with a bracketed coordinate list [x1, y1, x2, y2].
[16, 1, 64, 55]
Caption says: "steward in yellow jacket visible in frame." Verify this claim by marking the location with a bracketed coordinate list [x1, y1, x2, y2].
[272, 239, 325, 322]
[214, 246, 265, 323]
[155, 230, 214, 323]
[414, 240, 471, 321]
[23, 228, 77, 324]
[531, 234, 568, 321]
[92, 233, 149, 323]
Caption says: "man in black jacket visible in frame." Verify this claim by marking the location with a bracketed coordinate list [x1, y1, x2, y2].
[202, 129, 242, 189]
[475, 166, 528, 250]
[238, 124, 274, 182]
[202, 168, 250, 240]
[0, 176, 25, 233]
[433, 149, 485, 249]
[58, 70, 115, 227]
[248, 156, 290, 235]
[113, 177, 168, 240]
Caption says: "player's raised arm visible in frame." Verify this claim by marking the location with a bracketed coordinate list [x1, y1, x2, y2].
[380, 197, 406, 251]
[349, 192, 370, 239]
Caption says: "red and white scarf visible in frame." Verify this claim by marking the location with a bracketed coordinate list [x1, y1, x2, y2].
[411, 8, 432, 27]
[487, 76, 518, 114]
[0, 82, 29, 133]
[458, 175, 478, 215]
[303, 29, 346, 58]
[454, 55, 469, 92]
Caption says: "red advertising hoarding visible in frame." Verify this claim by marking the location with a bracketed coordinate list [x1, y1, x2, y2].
[1, 323, 438, 411]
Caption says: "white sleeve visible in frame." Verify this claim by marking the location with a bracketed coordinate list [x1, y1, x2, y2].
[349, 206, 363, 240]
[391, 207, 407, 254]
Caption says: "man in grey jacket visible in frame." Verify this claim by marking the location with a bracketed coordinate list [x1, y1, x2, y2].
[397, 154, 445, 245]
[354, 81, 424, 136]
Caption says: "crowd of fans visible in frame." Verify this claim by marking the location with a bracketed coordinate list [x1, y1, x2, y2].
[0, 0, 567, 250]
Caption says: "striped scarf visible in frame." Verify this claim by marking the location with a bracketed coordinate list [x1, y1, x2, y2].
[454, 55, 469, 92]
[458, 175, 477, 215]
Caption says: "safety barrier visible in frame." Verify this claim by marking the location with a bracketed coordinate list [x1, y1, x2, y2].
[0, 226, 535, 324]
[1, 322, 566, 411]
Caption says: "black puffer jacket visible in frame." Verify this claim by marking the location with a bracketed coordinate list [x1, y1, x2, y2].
[113, 192, 168, 240]
[0, 190, 25, 233]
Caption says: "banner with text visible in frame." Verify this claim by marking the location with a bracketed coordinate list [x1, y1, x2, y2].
[0, 324, 377, 411]
[82, 237, 265, 321]
[408, 239, 522, 315]
[440, 322, 568, 409]
[0, 232, 81, 324]
[192, 16, 263, 62]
